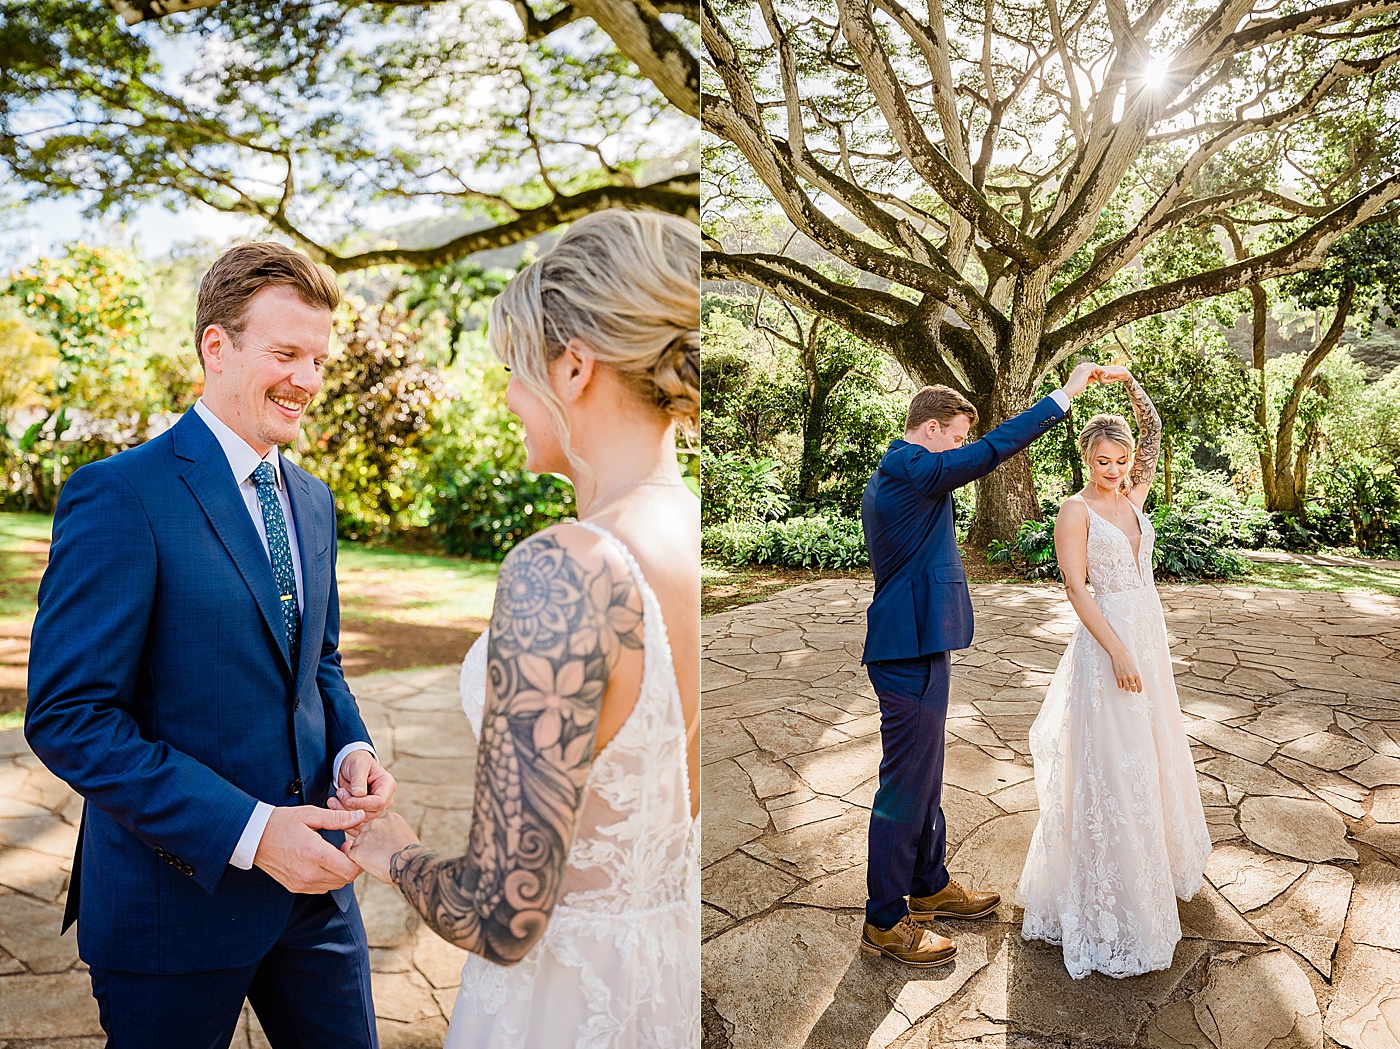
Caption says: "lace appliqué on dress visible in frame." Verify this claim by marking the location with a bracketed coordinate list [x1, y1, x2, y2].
[1017, 501, 1211, 980]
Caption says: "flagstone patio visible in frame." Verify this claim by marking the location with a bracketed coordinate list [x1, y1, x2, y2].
[0, 664, 471, 1049]
[702, 580, 1400, 1049]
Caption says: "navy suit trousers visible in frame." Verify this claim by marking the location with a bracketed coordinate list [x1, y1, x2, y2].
[88, 892, 377, 1049]
[865, 652, 952, 929]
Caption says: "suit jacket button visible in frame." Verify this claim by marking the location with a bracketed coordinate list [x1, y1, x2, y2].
[290, 779, 303, 796]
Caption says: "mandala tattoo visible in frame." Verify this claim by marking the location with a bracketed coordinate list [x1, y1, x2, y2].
[1126, 377, 1162, 490]
[389, 533, 644, 964]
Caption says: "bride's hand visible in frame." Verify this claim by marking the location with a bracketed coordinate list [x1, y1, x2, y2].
[1110, 648, 1143, 693]
[1099, 365, 1133, 384]
[340, 811, 421, 884]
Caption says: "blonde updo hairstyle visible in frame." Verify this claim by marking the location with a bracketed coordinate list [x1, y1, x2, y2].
[1078, 413, 1135, 464]
[487, 209, 700, 477]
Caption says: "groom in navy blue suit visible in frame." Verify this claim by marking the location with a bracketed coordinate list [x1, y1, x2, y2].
[26, 243, 396, 1047]
[858, 364, 1101, 966]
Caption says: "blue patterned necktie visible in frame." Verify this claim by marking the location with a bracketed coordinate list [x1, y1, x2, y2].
[251, 461, 300, 670]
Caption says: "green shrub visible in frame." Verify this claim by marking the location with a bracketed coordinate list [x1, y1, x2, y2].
[700, 449, 790, 526]
[1149, 504, 1250, 580]
[700, 519, 766, 565]
[988, 503, 1249, 582]
[1319, 461, 1400, 556]
[432, 464, 575, 559]
[298, 301, 447, 540]
[416, 344, 575, 559]
[988, 517, 1060, 580]
[702, 515, 867, 569]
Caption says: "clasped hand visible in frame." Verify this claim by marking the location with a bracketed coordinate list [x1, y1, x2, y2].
[253, 751, 398, 894]
[1061, 362, 1134, 398]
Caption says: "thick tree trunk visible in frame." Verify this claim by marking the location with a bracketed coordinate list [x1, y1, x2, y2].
[968, 450, 1039, 548]
[1056, 360, 1083, 490]
[1249, 284, 1277, 505]
[967, 380, 1041, 549]
[965, 273, 1049, 547]
[798, 391, 827, 501]
[1267, 284, 1352, 514]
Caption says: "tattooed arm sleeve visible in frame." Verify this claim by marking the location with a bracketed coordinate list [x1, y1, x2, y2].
[1126, 376, 1162, 492]
[387, 529, 644, 965]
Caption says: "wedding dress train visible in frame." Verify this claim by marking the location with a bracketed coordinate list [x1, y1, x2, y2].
[1016, 500, 1211, 979]
[444, 521, 700, 1048]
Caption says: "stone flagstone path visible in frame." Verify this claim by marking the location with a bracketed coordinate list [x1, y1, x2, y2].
[702, 581, 1400, 1049]
[0, 664, 472, 1049]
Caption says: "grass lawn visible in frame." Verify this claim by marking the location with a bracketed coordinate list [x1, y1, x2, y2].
[1239, 557, 1400, 598]
[0, 511, 500, 725]
[334, 543, 498, 625]
[0, 512, 53, 621]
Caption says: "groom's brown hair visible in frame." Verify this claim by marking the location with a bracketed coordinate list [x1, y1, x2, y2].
[194, 242, 340, 365]
[905, 385, 978, 432]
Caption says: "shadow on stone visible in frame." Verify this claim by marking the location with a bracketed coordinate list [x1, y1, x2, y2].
[802, 940, 984, 1049]
[1002, 935, 1208, 1046]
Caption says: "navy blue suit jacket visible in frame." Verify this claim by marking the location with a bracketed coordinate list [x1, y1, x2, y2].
[861, 396, 1066, 663]
[25, 410, 370, 974]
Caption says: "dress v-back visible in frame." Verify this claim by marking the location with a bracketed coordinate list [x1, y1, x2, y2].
[1016, 498, 1211, 979]
[446, 520, 700, 1048]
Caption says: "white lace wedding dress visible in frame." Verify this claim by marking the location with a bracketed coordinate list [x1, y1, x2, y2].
[444, 521, 700, 1048]
[1016, 499, 1211, 979]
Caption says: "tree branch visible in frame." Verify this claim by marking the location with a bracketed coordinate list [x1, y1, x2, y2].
[1045, 176, 1400, 359]
[701, 43, 1005, 350]
[106, 0, 221, 23]
[832, 0, 1045, 267]
[570, 0, 699, 117]
[703, 250, 906, 349]
[1220, 1, 1400, 58]
[1047, 188, 1331, 326]
[296, 175, 698, 272]
[107, 0, 699, 117]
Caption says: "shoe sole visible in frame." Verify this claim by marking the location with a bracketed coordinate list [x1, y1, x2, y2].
[859, 940, 958, 967]
[908, 903, 1000, 921]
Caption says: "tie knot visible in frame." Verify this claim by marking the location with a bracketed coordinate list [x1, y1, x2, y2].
[251, 462, 277, 489]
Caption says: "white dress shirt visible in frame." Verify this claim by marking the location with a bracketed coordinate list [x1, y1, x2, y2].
[1050, 389, 1071, 413]
[191, 399, 374, 871]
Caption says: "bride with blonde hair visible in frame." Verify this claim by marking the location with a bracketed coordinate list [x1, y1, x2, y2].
[1017, 366, 1210, 980]
[342, 208, 700, 1047]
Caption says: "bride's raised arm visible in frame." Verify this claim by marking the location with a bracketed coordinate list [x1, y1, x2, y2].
[1104, 368, 1161, 506]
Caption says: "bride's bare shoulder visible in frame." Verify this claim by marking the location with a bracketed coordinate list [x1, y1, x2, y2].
[1056, 494, 1089, 530]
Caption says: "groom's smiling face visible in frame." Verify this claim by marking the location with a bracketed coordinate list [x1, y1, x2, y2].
[201, 285, 332, 455]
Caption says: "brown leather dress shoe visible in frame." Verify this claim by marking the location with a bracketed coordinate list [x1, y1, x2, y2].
[908, 879, 1001, 920]
[860, 915, 957, 967]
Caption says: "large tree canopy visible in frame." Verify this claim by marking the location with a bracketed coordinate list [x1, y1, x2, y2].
[107, 0, 699, 118]
[701, 0, 1400, 542]
[0, 0, 699, 272]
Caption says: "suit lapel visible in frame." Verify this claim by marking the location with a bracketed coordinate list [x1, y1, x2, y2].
[175, 413, 293, 675]
[283, 460, 327, 690]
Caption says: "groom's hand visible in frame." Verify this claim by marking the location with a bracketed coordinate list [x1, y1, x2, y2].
[328, 750, 396, 822]
[254, 805, 366, 894]
[1061, 361, 1105, 398]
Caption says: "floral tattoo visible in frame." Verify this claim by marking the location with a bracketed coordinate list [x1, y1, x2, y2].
[1126, 377, 1162, 490]
[388, 533, 643, 964]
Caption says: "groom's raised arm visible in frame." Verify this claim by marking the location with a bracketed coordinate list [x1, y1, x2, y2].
[901, 392, 1068, 498]
[25, 463, 259, 895]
